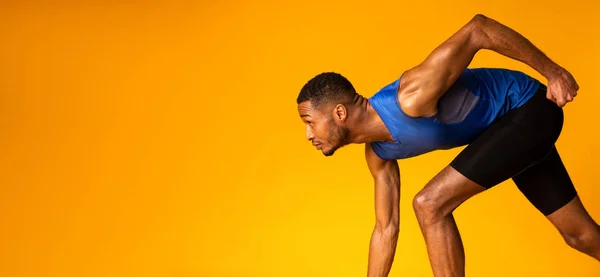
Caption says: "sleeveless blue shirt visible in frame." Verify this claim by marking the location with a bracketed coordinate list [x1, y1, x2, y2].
[368, 68, 541, 160]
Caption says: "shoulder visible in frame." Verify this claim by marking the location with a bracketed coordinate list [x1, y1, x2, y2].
[365, 143, 382, 162]
[395, 69, 428, 117]
[365, 143, 398, 179]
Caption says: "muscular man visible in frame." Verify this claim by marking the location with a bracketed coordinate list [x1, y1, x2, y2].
[296, 14, 598, 277]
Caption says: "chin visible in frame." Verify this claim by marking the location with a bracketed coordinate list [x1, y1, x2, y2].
[323, 142, 349, 156]
[322, 147, 337, 157]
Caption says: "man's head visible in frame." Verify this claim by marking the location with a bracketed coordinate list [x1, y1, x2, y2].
[297, 72, 357, 156]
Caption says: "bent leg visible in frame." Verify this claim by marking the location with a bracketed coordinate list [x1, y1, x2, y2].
[513, 146, 600, 260]
[413, 166, 485, 277]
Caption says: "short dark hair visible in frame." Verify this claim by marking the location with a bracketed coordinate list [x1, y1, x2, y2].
[297, 72, 357, 109]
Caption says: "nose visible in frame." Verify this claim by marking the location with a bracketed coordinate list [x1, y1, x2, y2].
[305, 125, 314, 141]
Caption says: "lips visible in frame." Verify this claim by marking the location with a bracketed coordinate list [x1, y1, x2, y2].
[312, 143, 322, 150]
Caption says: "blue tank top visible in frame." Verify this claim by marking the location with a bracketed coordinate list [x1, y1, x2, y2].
[368, 68, 541, 160]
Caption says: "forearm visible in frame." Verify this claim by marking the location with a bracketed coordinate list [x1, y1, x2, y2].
[475, 15, 562, 79]
[367, 225, 399, 277]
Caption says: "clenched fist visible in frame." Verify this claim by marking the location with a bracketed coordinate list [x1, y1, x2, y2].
[546, 67, 579, 107]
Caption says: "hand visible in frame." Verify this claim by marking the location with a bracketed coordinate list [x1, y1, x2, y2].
[546, 67, 579, 107]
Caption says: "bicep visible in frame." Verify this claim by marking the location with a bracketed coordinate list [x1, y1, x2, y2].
[400, 15, 485, 116]
[365, 144, 400, 230]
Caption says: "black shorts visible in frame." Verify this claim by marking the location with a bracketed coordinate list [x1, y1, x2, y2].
[450, 84, 577, 216]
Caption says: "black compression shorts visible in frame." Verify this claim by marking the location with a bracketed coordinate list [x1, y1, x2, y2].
[450, 84, 577, 216]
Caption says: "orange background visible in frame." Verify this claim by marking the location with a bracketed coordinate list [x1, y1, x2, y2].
[1, 1, 599, 276]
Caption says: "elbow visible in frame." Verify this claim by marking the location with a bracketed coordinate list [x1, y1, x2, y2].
[472, 14, 488, 25]
[468, 14, 490, 48]
[469, 14, 488, 31]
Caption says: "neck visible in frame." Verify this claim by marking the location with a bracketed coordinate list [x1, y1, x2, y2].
[346, 94, 394, 144]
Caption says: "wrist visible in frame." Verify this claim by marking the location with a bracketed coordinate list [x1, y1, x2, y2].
[541, 63, 564, 80]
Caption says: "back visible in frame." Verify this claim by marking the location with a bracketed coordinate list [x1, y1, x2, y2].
[368, 67, 540, 160]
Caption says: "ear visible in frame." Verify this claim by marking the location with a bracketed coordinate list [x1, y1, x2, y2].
[332, 104, 348, 122]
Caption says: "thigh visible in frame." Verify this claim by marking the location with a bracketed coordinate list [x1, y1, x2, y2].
[418, 165, 486, 215]
[450, 85, 564, 189]
[512, 146, 578, 216]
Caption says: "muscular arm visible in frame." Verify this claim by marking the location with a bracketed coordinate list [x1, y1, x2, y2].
[400, 14, 578, 117]
[365, 143, 400, 277]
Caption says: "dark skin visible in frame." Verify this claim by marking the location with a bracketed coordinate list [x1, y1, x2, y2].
[298, 14, 597, 277]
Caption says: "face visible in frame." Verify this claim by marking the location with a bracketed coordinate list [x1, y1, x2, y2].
[297, 100, 350, 156]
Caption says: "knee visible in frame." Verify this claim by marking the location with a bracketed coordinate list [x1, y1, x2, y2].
[561, 226, 600, 253]
[412, 189, 445, 226]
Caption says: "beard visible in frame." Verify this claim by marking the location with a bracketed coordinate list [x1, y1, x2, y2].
[322, 121, 350, 156]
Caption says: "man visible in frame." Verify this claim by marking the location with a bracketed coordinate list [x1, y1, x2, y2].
[296, 14, 599, 277]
